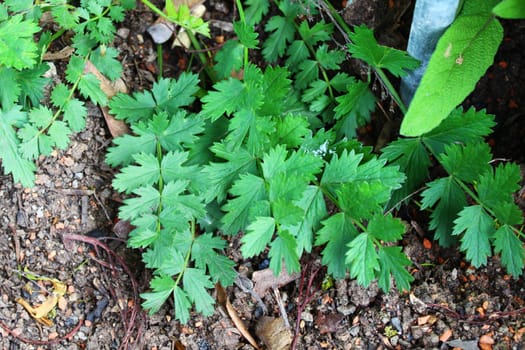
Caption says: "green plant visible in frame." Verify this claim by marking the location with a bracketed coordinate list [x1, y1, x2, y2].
[107, 0, 524, 321]
[400, 0, 525, 136]
[0, 0, 135, 186]
[107, 0, 422, 320]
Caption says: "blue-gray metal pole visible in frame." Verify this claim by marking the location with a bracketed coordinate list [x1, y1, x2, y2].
[400, 0, 461, 105]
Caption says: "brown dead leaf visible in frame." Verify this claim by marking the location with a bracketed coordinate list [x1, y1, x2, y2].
[252, 266, 300, 298]
[479, 333, 495, 350]
[83, 60, 129, 138]
[315, 312, 344, 334]
[439, 328, 453, 342]
[215, 283, 260, 350]
[255, 316, 292, 350]
[43, 46, 75, 61]
[417, 314, 437, 326]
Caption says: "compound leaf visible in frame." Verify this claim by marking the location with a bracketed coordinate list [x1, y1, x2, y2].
[453, 205, 494, 267]
[346, 233, 379, 287]
[493, 225, 525, 277]
[378, 246, 414, 292]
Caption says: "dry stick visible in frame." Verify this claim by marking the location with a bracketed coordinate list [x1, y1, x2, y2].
[290, 264, 322, 350]
[427, 303, 525, 324]
[0, 318, 83, 346]
[62, 233, 145, 349]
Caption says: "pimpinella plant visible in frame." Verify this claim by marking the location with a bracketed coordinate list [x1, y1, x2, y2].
[107, 0, 421, 318]
[0, 0, 134, 187]
[108, 64, 413, 321]
[382, 106, 525, 276]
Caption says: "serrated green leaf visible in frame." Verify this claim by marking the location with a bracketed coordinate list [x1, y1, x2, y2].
[109, 90, 156, 122]
[221, 173, 268, 235]
[241, 216, 275, 257]
[0, 67, 21, 108]
[316, 212, 359, 279]
[154, 73, 200, 113]
[346, 233, 379, 287]
[269, 230, 300, 274]
[51, 4, 79, 29]
[245, 0, 270, 26]
[90, 46, 122, 81]
[272, 114, 310, 148]
[295, 59, 318, 90]
[298, 20, 332, 46]
[494, 225, 525, 277]
[192, 234, 236, 285]
[367, 214, 405, 242]
[380, 137, 430, 208]
[477, 163, 521, 210]
[47, 120, 71, 150]
[421, 176, 466, 247]
[173, 286, 192, 323]
[0, 14, 40, 69]
[281, 185, 326, 255]
[263, 15, 296, 63]
[105, 126, 157, 166]
[422, 107, 496, 154]
[0, 107, 35, 186]
[286, 40, 310, 68]
[119, 186, 160, 220]
[337, 181, 390, 219]
[348, 24, 419, 77]
[334, 81, 375, 138]
[63, 98, 87, 132]
[492, 202, 523, 226]
[453, 205, 494, 267]
[378, 246, 413, 292]
[183, 268, 215, 315]
[17, 64, 50, 107]
[66, 55, 85, 84]
[140, 275, 175, 315]
[400, 15, 503, 136]
[316, 44, 345, 70]
[439, 142, 491, 183]
[260, 66, 291, 116]
[113, 152, 160, 193]
[200, 78, 245, 121]
[202, 147, 257, 203]
[213, 40, 244, 80]
[78, 73, 108, 106]
[234, 21, 259, 48]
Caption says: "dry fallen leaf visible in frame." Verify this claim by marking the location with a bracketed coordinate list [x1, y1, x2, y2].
[255, 316, 292, 350]
[16, 279, 66, 327]
[439, 328, 453, 342]
[252, 265, 300, 298]
[215, 283, 260, 350]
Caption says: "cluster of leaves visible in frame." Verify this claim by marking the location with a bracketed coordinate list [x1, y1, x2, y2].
[107, 0, 524, 321]
[0, 0, 134, 186]
[108, 64, 412, 321]
[382, 107, 525, 276]
[106, 0, 423, 319]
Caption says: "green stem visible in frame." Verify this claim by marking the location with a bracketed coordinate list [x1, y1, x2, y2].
[234, 0, 249, 68]
[157, 44, 163, 80]
[375, 68, 407, 114]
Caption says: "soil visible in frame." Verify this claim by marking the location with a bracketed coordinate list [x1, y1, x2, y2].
[1, 1, 525, 349]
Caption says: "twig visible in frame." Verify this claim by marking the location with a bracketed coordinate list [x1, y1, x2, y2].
[427, 303, 525, 324]
[0, 318, 83, 346]
[290, 264, 322, 350]
[273, 287, 290, 329]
